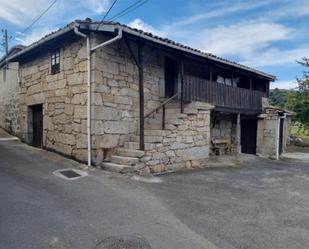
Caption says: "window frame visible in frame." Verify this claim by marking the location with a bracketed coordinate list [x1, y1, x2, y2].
[50, 49, 60, 75]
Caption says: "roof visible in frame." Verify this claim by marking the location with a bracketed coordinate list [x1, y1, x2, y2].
[8, 19, 276, 81]
[0, 44, 26, 67]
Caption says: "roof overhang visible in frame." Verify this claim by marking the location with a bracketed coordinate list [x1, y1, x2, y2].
[7, 20, 276, 81]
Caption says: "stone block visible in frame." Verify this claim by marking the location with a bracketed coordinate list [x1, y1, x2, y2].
[175, 146, 209, 160]
[92, 134, 119, 148]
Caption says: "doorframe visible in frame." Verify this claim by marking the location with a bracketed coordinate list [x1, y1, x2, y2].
[276, 113, 286, 159]
[28, 104, 44, 148]
[240, 115, 258, 155]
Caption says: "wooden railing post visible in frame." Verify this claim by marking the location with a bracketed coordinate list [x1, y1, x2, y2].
[162, 105, 166, 130]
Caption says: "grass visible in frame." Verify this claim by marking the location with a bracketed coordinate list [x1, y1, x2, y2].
[290, 122, 309, 147]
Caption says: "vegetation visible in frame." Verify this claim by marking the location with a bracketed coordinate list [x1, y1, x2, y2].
[269, 57, 309, 136]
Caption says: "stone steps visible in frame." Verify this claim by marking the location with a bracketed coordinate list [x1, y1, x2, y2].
[124, 141, 156, 151]
[101, 162, 134, 173]
[101, 148, 144, 174]
[145, 123, 162, 130]
[144, 129, 172, 136]
[115, 148, 144, 158]
[131, 135, 163, 143]
[110, 155, 139, 165]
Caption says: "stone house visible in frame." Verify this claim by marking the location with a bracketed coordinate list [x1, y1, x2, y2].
[0, 45, 25, 136]
[1, 19, 293, 174]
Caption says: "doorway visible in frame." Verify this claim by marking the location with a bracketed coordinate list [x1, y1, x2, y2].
[241, 117, 257, 154]
[31, 104, 43, 148]
[164, 58, 178, 97]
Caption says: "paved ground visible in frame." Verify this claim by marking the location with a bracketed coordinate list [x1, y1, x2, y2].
[1, 130, 309, 249]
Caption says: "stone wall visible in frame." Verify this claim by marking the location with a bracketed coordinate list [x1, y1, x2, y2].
[18, 33, 172, 165]
[19, 36, 89, 161]
[140, 102, 213, 174]
[90, 35, 166, 164]
[0, 62, 21, 136]
[210, 113, 237, 155]
[256, 109, 279, 159]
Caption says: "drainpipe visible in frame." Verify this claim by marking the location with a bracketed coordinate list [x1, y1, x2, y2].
[74, 24, 122, 167]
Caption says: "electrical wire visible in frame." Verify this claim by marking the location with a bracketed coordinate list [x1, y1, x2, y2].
[96, 0, 118, 30]
[10, 0, 57, 41]
[106, 0, 149, 23]
[21, 0, 57, 34]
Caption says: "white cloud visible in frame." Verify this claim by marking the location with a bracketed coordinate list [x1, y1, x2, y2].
[172, 1, 269, 27]
[15, 28, 56, 45]
[128, 18, 166, 37]
[193, 22, 292, 57]
[0, 0, 109, 26]
[270, 80, 298, 89]
[240, 47, 309, 67]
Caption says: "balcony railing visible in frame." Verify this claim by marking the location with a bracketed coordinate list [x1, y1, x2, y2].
[183, 75, 266, 113]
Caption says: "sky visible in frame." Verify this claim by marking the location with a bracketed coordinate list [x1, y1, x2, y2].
[0, 0, 308, 89]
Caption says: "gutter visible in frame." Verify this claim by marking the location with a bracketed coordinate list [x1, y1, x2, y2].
[74, 23, 122, 167]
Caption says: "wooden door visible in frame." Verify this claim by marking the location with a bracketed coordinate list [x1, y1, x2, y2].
[32, 105, 43, 148]
[241, 118, 257, 154]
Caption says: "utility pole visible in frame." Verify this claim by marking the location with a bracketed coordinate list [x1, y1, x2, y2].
[1, 29, 9, 56]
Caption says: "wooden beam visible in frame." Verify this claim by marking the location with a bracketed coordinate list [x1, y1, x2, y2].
[236, 113, 241, 159]
[180, 56, 184, 113]
[209, 66, 213, 81]
[138, 43, 145, 151]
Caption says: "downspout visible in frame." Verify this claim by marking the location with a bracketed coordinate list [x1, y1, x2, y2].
[74, 26, 91, 167]
[74, 24, 122, 167]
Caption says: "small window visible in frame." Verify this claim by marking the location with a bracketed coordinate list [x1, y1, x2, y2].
[2, 65, 7, 82]
[51, 50, 60, 75]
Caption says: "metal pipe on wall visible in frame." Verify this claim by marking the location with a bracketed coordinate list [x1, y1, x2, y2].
[74, 24, 122, 167]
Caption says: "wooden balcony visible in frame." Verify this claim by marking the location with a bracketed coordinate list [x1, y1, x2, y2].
[183, 75, 266, 114]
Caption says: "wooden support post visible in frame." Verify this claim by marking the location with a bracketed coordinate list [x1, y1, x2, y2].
[138, 43, 145, 151]
[249, 77, 253, 90]
[236, 113, 241, 160]
[180, 57, 184, 113]
[162, 105, 165, 130]
[209, 67, 213, 82]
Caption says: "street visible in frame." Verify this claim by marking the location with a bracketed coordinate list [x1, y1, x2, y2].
[1, 133, 309, 249]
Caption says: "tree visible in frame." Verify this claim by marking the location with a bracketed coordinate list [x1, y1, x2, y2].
[269, 88, 289, 108]
[296, 57, 309, 93]
[285, 57, 309, 129]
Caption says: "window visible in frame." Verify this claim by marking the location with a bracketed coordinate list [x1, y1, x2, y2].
[51, 50, 60, 74]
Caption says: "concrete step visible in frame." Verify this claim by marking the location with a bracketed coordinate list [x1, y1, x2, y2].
[101, 162, 133, 173]
[116, 148, 145, 158]
[131, 135, 163, 143]
[124, 142, 155, 151]
[110, 155, 139, 166]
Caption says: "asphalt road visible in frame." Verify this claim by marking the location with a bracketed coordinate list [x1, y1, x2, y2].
[1, 133, 309, 249]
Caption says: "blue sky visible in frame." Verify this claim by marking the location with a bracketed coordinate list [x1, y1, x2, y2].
[0, 0, 308, 89]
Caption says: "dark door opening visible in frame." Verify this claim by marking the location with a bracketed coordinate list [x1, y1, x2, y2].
[164, 58, 178, 98]
[31, 104, 43, 148]
[241, 117, 257, 154]
[278, 118, 284, 155]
